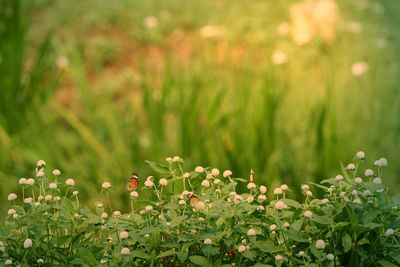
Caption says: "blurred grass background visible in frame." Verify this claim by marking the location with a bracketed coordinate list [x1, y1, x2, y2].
[1, 0, 400, 215]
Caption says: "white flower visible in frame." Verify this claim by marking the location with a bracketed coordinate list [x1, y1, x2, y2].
[121, 247, 130, 255]
[271, 50, 287, 65]
[24, 198, 32, 204]
[172, 156, 180, 162]
[365, 169, 374, 176]
[145, 205, 153, 211]
[352, 61, 368, 76]
[257, 205, 265, 211]
[260, 185, 267, 194]
[143, 16, 158, 28]
[19, 178, 27, 185]
[238, 245, 246, 253]
[201, 180, 210, 187]
[223, 170, 232, 177]
[195, 201, 205, 210]
[354, 177, 363, 183]
[376, 188, 384, 193]
[66, 179, 75, 186]
[327, 254, 334, 261]
[100, 259, 107, 264]
[130, 191, 138, 198]
[211, 168, 220, 176]
[298, 251, 305, 256]
[53, 169, 61, 175]
[321, 198, 329, 204]
[354, 198, 362, 204]
[34, 202, 40, 206]
[304, 210, 313, 218]
[340, 192, 346, 197]
[280, 184, 288, 191]
[214, 179, 221, 184]
[27, 178, 35, 185]
[178, 199, 186, 205]
[24, 238, 32, 248]
[316, 239, 326, 249]
[328, 187, 334, 193]
[347, 163, 356, 170]
[363, 190, 371, 197]
[144, 234, 150, 238]
[45, 195, 52, 201]
[49, 183, 57, 189]
[165, 157, 173, 162]
[373, 177, 382, 184]
[378, 158, 387, 167]
[283, 222, 290, 227]
[195, 166, 204, 173]
[386, 228, 394, 236]
[247, 229, 256, 236]
[37, 160, 46, 167]
[101, 212, 108, 219]
[204, 238, 212, 245]
[356, 151, 365, 159]
[159, 179, 168, 186]
[335, 175, 343, 181]
[144, 179, 154, 187]
[352, 190, 358, 196]
[37, 259, 44, 264]
[215, 188, 221, 194]
[274, 188, 283, 195]
[55, 196, 61, 201]
[36, 169, 44, 177]
[8, 193, 17, 201]
[258, 194, 267, 201]
[113, 211, 121, 217]
[247, 183, 256, 189]
[247, 196, 254, 203]
[306, 191, 313, 196]
[270, 224, 277, 231]
[102, 182, 111, 189]
[275, 201, 287, 210]
[8, 209, 16, 215]
[275, 255, 283, 261]
[38, 195, 44, 200]
[13, 214, 19, 219]
[301, 184, 309, 191]
[120, 231, 129, 239]
[198, 217, 205, 222]
[183, 172, 190, 178]
[182, 190, 190, 196]
[5, 260, 12, 265]
[229, 192, 237, 196]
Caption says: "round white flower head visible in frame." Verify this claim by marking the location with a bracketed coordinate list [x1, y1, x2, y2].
[195, 201, 205, 210]
[66, 179, 75, 186]
[181, 190, 190, 196]
[195, 166, 204, 173]
[247, 196, 254, 203]
[120, 231, 129, 239]
[159, 179, 168, 186]
[328, 188, 334, 193]
[260, 185, 267, 194]
[340, 192, 346, 197]
[238, 245, 246, 253]
[378, 158, 387, 167]
[302, 184, 309, 191]
[364, 169, 374, 177]
[275, 201, 287, 210]
[5, 259, 12, 265]
[373, 177, 382, 184]
[363, 190, 371, 197]
[38, 195, 44, 201]
[121, 247, 130, 255]
[8, 209, 16, 215]
[27, 178, 35, 186]
[229, 192, 237, 197]
[298, 251, 305, 256]
[100, 259, 107, 264]
[304, 210, 313, 218]
[24, 198, 33, 204]
[37, 259, 44, 264]
[321, 198, 329, 204]
[354, 199, 362, 204]
[351, 61, 368, 76]
[53, 169, 61, 175]
[206, 173, 213, 179]
[183, 172, 190, 178]
[45, 195, 52, 201]
[172, 156, 180, 162]
[201, 180, 210, 187]
[280, 184, 288, 191]
[335, 175, 343, 181]
[101, 212, 108, 219]
[247, 229, 256, 236]
[102, 182, 111, 189]
[49, 183, 57, 189]
[165, 157, 173, 163]
[327, 254, 334, 261]
[145, 205, 153, 211]
[113, 211, 121, 217]
[215, 188, 221, 194]
[306, 191, 313, 196]
[352, 190, 358, 196]
[13, 213, 19, 219]
[19, 178, 27, 185]
[354, 177, 363, 183]
[257, 205, 265, 211]
[247, 183, 256, 189]
[24, 238, 33, 248]
[258, 195, 267, 201]
[130, 191, 138, 198]
[204, 238, 212, 245]
[274, 188, 283, 195]
[55, 196, 61, 201]
[178, 199, 186, 205]
[270, 224, 277, 231]
[198, 217, 205, 221]
[8, 193, 17, 201]
[356, 151, 365, 159]
[316, 239, 326, 249]
[36, 169, 44, 177]
[283, 222, 290, 227]
[211, 168, 220, 176]
[386, 228, 394, 236]
[347, 163, 356, 170]
[214, 179, 221, 184]
[275, 255, 283, 261]
[223, 170, 232, 177]
[37, 160, 46, 167]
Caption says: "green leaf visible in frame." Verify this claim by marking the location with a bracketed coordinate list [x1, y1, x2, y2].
[281, 198, 301, 209]
[145, 160, 170, 173]
[131, 250, 151, 260]
[243, 250, 256, 260]
[378, 260, 398, 267]
[311, 214, 333, 226]
[285, 229, 309, 242]
[253, 240, 285, 253]
[342, 233, 352, 252]
[156, 250, 176, 258]
[252, 264, 273, 267]
[189, 255, 211, 266]
[79, 248, 97, 266]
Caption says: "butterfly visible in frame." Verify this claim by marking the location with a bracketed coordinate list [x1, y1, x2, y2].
[125, 173, 139, 191]
[250, 169, 255, 182]
[187, 193, 199, 207]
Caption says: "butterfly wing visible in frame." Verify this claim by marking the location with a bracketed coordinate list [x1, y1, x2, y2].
[189, 194, 199, 207]
[126, 173, 139, 191]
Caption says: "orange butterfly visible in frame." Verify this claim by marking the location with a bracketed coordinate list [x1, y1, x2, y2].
[250, 169, 255, 182]
[125, 173, 139, 191]
[187, 193, 199, 207]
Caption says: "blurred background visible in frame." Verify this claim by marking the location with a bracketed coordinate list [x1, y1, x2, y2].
[1, 0, 399, 215]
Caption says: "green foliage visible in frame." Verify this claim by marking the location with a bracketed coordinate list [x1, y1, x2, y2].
[1, 154, 399, 266]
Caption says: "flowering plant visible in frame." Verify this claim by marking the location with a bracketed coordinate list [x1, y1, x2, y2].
[1, 153, 399, 266]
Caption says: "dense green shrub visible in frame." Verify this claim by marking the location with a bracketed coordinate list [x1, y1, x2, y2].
[1, 152, 399, 266]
